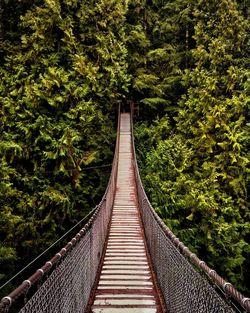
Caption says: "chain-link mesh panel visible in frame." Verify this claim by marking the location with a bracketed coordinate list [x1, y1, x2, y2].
[138, 197, 235, 313]
[19, 231, 92, 313]
[18, 195, 115, 313]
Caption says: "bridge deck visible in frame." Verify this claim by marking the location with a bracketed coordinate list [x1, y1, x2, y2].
[90, 113, 163, 313]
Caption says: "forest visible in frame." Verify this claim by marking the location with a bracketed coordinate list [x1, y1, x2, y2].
[0, 0, 249, 299]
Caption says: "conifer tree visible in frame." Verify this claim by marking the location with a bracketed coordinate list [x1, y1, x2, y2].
[135, 0, 250, 293]
[127, 0, 194, 120]
[0, 0, 129, 290]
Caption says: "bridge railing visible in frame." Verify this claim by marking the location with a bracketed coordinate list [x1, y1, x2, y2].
[130, 109, 250, 313]
[0, 109, 120, 313]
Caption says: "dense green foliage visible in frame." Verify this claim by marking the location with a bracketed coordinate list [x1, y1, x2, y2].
[134, 0, 250, 294]
[0, 0, 129, 291]
[0, 0, 249, 298]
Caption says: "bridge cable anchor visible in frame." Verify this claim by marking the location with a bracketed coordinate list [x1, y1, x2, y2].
[2, 296, 12, 307]
[223, 282, 232, 292]
[242, 297, 250, 308]
[23, 280, 31, 288]
[37, 269, 44, 276]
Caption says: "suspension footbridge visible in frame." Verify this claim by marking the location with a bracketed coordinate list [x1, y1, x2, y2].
[0, 111, 249, 313]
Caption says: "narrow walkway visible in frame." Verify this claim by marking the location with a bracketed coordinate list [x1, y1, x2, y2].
[91, 113, 163, 313]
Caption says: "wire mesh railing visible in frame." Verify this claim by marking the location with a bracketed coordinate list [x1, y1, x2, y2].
[130, 109, 250, 313]
[0, 109, 120, 313]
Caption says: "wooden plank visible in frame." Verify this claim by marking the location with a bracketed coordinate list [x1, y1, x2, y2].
[90, 113, 164, 313]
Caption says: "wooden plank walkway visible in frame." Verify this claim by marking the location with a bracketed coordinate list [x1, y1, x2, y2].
[91, 113, 163, 313]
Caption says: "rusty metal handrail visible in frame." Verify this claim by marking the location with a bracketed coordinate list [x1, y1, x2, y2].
[130, 106, 250, 313]
[0, 106, 121, 313]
